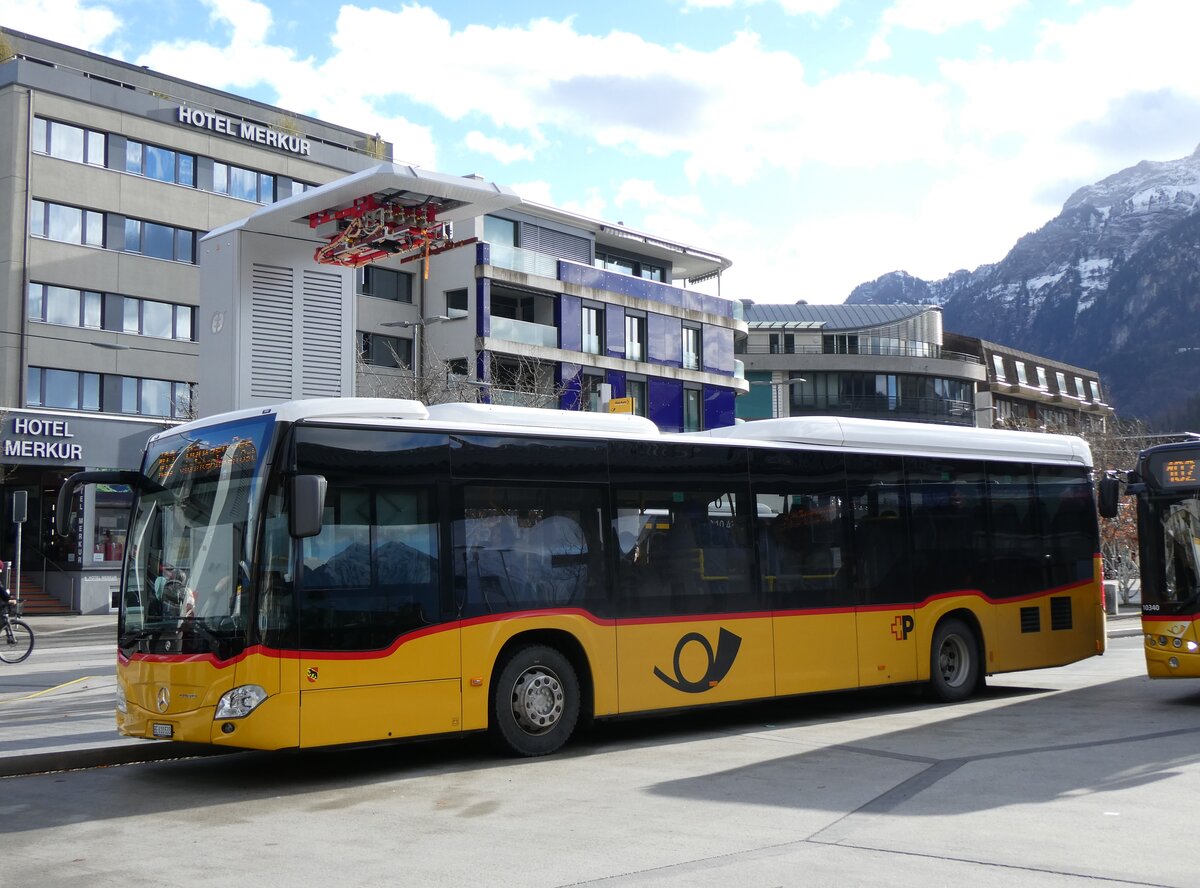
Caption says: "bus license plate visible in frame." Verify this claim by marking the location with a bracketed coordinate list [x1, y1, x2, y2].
[152, 723, 174, 739]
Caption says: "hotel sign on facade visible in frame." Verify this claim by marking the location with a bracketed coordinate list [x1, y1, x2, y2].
[177, 106, 311, 156]
[4, 417, 83, 461]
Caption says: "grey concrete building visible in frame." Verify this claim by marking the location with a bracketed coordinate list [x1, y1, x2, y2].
[0, 29, 387, 611]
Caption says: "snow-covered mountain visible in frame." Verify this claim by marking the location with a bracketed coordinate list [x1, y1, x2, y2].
[846, 145, 1200, 422]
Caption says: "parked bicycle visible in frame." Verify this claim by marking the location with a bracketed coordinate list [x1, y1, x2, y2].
[0, 584, 34, 664]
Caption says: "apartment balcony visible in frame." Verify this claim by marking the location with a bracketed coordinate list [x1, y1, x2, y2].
[481, 242, 744, 329]
[787, 396, 976, 426]
[739, 342, 982, 363]
[489, 314, 558, 348]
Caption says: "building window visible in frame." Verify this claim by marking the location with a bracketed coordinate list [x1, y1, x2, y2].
[484, 216, 517, 248]
[125, 139, 196, 187]
[628, 378, 647, 417]
[824, 334, 859, 355]
[30, 200, 105, 247]
[359, 266, 413, 303]
[770, 333, 796, 354]
[117, 376, 192, 418]
[120, 296, 196, 340]
[991, 355, 1007, 382]
[1089, 380, 1101, 402]
[32, 117, 106, 166]
[26, 367, 100, 411]
[359, 332, 412, 368]
[1074, 376, 1085, 399]
[582, 305, 604, 355]
[1055, 371, 1068, 394]
[683, 326, 702, 370]
[626, 314, 646, 362]
[594, 250, 665, 281]
[684, 388, 702, 431]
[123, 217, 196, 262]
[581, 373, 604, 412]
[27, 283, 102, 329]
[1015, 362, 1029, 385]
[448, 358, 469, 376]
[213, 161, 275, 204]
[1036, 367, 1048, 389]
[446, 287, 469, 318]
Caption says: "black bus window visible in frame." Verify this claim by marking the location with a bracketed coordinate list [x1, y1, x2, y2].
[615, 488, 754, 617]
[454, 484, 606, 618]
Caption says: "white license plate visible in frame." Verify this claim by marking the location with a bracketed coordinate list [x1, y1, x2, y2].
[152, 723, 174, 738]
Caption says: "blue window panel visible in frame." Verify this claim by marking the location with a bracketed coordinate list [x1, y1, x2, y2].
[558, 362, 583, 411]
[605, 305, 625, 359]
[703, 324, 734, 374]
[647, 313, 682, 368]
[704, 387, 736, 430]
[647, 378, 683, 433]
[476, 278, 490, 337]
[558, 294, 582, 352]
[605, 370, 626, 400]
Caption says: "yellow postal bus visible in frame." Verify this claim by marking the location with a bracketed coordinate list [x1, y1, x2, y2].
[62, 399, 1105, 756]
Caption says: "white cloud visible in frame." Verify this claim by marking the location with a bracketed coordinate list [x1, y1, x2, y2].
[464, 131, 536, 165]
[2, 0, 122, 51]
[881, 0, 1027, 33]
[680, 0, 843, 14]
[133, 0, 438, 167]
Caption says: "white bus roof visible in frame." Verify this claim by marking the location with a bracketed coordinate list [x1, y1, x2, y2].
[699, 416, 1093, 466]
[156, 400, 1092, 467]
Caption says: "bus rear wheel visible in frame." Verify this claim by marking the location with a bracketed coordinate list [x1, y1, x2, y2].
[490, 645, 580, 757]
[929, 618, 980, 703]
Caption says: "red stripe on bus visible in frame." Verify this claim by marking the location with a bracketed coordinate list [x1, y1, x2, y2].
[121, 583, 1095, 667]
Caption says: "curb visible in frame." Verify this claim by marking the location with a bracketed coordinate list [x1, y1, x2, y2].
[0, 742, 236, 779]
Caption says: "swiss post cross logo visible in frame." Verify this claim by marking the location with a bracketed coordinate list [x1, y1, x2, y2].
[654, 627, 742, 693]
[891, 615, 915, 641]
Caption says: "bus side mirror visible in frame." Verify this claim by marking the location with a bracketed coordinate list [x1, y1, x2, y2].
[289, 474, 327, 539]
[1098, 474, 1121, 520]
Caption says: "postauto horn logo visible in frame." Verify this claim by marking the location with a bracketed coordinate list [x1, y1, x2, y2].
[654, 628, 743, 693]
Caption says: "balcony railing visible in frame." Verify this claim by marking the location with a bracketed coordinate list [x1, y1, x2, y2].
[788, 396, 976, 424]
[488, 244, 560, 278]
[739, 342, 983, 364]
[489, 314, 558, 348]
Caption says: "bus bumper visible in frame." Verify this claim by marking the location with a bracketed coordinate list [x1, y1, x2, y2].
[117, 692, 299, 750]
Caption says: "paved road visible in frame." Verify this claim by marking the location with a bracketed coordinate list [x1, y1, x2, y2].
[2, 627, 1195, 887]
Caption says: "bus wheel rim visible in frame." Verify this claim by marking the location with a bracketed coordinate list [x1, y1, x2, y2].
[939, 635, 970, 687]
[511, 667, 565, 736]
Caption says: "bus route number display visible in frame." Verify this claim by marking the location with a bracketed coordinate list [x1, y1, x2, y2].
[1151, 449, 1200, 489]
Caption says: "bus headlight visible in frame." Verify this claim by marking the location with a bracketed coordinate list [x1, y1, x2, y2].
[1189, 641, 1199, 652]
[116, 684, 127, 714]
[215, 685, 267, 719]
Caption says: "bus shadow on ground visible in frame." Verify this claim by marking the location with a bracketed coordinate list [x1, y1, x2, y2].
[3, 674, 1199, 833]
[646, 673, 1200, 816]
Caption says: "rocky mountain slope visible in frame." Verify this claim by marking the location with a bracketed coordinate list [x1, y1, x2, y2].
[846, 146, 1200, 423]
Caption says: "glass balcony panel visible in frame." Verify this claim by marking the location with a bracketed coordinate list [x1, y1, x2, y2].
[490, 314, 558, 348]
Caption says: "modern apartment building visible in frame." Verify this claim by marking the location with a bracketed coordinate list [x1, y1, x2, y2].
[736, 301, 1112, 432]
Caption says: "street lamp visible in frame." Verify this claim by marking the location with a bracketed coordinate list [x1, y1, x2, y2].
[379, 315, 451, 382]
[381, 315, 451, 328]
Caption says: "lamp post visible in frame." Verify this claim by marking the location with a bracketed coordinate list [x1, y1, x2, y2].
[381, 315, 451, 381]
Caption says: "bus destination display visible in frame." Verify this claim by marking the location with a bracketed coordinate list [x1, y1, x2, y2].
[1149, 449, 1200, 489]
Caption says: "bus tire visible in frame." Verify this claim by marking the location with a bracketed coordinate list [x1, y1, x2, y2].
[490, 644, 580, 757]
[929, 618, 979, 703]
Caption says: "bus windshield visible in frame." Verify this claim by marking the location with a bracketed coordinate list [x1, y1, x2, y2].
[1156, 498, 1200, 605]
[119, 415, 275, 657]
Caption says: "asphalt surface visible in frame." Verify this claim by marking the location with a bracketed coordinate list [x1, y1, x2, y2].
[0, 609, 1147, 778]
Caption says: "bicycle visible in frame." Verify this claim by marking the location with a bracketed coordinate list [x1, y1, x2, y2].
[1, 599, 34, 664]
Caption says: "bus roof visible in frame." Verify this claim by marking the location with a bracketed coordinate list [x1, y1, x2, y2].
[700, 416, 1093, 466]
[156, 400, 1092, 467]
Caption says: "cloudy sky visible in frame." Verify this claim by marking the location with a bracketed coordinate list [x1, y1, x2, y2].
[6, 0, 1199, 303]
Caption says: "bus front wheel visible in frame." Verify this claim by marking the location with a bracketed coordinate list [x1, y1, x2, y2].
[929, 618, 980, 703]
[490, 645, 580, 757]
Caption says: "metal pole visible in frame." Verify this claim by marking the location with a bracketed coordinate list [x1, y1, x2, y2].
[14, 521, 21, 605]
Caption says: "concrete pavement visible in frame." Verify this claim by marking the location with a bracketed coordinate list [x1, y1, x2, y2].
[0, 610, 1148, 778]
